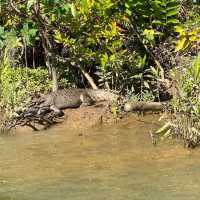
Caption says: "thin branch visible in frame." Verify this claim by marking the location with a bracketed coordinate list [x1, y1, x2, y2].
[9, 0, 27, 18]
[130, 18, 165, 80]
[78, 65, 98, 89]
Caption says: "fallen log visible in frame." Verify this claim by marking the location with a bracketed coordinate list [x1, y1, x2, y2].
[124, 101, 166, 112]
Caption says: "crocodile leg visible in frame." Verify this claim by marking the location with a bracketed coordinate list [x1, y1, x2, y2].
[80, 93, 94, 107]
[50, 105, 64, 117]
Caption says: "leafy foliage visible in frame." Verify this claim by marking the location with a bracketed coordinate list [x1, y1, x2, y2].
[124, 0, 180, 34]
[0, 0, 182, 93]
[157, 54, 200, 147]
[175, 21, 200, 52]
[0, 0, 199, 113]
[0, 66, 51, 112]
[171, 55, 200, 116]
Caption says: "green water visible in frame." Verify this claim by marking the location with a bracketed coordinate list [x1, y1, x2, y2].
[0, 115, 200, 200]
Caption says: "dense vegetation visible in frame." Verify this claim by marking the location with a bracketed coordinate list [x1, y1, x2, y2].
[0, 0, 199, 145]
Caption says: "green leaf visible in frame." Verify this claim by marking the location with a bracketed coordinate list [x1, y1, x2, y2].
[70, 3, 76, 17]
[125, 9, 132, 16]
[0, 26, 6, 40]
[166, 9, 178, 17]
[166, 19, 179, 25]
[152, 20, 163, 25]
[63, 4, 70, 13]
[27, 0, 36, 10]
[29, 28, 38, 37]
[80, 0, 89, 14]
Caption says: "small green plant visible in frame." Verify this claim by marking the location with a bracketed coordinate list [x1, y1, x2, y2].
[175, 21, 200, 52]
[0, 46, 50, 113]
[157, 55, 200, 147]
[0, 65, 51, 113]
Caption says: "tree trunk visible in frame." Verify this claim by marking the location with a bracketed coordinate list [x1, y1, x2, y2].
[40, 29, 58, 91]
[51, 65, 58, 92]
[32, 46, 35, 68]
[24, 43, 28, 69]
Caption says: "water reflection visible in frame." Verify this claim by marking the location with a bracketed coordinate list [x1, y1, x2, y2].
[0, 115, 199, 200]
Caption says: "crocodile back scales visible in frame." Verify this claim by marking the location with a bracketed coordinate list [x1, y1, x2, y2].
[40, 89, 119, 109]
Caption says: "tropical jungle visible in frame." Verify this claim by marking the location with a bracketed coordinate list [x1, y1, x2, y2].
[1, 0, 199, 146]
[0, 1, 200, 199]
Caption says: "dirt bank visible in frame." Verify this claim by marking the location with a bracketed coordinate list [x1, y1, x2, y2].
[8, 103, 126, 133]
[63, 103, 123, 129]
[3, 102, 161, 134]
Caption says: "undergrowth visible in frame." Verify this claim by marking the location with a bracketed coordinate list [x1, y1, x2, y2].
[157, 54, 200, 148]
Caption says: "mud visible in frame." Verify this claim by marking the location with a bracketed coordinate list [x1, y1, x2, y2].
[62, 103, 124, 129]
[6, 102, 129, 133]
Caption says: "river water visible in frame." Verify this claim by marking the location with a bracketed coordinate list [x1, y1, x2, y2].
[0, 115, 200, 200]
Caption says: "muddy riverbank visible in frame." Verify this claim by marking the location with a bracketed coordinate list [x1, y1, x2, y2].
[3, 100, 164, 134]
[4, 103, 130, 132]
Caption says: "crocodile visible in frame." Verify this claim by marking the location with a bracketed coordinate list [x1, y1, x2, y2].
[21, 88, 120, 117]
[2, 88, 120, 130]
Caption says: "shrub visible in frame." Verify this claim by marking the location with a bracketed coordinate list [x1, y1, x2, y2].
[157, 55, 200, 147]
[0, 66, 51, 113]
